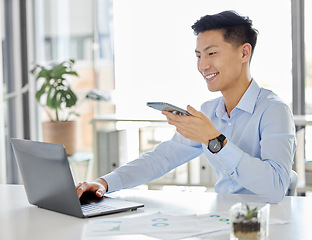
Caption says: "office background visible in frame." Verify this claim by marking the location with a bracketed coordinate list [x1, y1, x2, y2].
[0, 0, 311, 194]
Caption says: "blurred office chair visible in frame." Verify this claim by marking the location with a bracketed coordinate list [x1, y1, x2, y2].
[286, 170, 298, 196]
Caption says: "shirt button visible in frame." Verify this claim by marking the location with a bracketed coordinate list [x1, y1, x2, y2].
[223, 170, 227, 173]
[228, 122, 232, 127]
[220, 161, 224, 165]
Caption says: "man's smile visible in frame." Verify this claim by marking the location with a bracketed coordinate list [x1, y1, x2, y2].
[203, 72, 219, 82]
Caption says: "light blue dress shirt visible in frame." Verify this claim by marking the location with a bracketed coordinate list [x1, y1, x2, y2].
[103, 80, 296, 203]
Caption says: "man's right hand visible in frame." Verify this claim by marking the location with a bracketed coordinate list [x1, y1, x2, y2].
[76, 178, 108, 199]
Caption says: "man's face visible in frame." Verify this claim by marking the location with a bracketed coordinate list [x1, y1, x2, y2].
[195, 30, 244, 94]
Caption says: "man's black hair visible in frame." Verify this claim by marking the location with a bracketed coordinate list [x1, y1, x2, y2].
[191, 11, 258, 57]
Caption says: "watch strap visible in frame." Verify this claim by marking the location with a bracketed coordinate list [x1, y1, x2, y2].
[217, 134, 226, 143]
[207, 134, 226, 153]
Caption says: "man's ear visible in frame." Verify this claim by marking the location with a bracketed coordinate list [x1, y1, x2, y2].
[241, 43, 252, 62]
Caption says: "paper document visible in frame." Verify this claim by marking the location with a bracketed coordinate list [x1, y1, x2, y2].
[82, 212, 290, 240]
[82, 212, 230, 240]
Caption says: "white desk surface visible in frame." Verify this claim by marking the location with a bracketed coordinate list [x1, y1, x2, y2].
[1, 184, 312, 240]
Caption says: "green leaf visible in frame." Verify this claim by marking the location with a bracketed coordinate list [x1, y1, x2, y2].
[65, 71, 79, 76]
[65, 89, 78, 108]
[35, 82, 48, 103]
[245, 204, 258, 220]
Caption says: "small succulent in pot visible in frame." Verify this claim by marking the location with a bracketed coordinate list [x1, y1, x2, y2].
[230, 203, 270, 240]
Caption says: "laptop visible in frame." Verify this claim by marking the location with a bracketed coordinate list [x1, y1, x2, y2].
[11, 138, 144, 218]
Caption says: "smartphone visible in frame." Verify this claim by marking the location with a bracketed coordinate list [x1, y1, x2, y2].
[147, 102, 192, 116]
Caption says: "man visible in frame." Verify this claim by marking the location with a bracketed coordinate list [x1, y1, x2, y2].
[77, 11, 296, 203]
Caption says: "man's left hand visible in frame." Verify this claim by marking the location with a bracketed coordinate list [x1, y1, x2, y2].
[162, 105, 220, 145]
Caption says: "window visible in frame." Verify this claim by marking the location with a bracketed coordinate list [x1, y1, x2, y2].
[32, 0, 115, 152]
[113, 0, 292, 118]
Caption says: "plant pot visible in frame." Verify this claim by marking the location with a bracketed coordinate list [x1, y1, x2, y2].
[229, 202, 270, 240]
[42, 121, 77, 156]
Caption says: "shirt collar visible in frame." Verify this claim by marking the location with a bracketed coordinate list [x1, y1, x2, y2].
[236, 79, 261, 114]
[215, 79, 261, 118]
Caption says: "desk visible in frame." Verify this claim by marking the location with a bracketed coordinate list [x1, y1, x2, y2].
[1, 185, 312, 240]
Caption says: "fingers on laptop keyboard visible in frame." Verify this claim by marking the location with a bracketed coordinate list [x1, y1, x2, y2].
[76, 181, 104, 199]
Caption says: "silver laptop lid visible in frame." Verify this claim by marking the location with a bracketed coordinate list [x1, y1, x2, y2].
[11, 138, 85, 218]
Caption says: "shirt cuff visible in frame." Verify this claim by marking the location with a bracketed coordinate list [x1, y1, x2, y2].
[217, 141, 244, 176]
[100, 171, 123, 193]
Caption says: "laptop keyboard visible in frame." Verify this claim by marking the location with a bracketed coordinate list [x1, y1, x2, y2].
[81, 202, 116, 215]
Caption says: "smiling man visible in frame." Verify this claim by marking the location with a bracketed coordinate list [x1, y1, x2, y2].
[77, 11, 296, 204]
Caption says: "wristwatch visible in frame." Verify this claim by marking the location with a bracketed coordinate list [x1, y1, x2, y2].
[207, 134, 226, 153]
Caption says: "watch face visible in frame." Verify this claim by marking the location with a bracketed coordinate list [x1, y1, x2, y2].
[208, 139, 222, 153]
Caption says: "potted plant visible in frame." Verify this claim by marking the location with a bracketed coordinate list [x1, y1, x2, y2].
[30, 59, 80, 155]
[229, 203, 270, 240]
